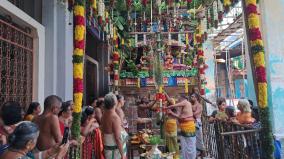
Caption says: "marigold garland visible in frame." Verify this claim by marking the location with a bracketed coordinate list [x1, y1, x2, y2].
[245, 0, 274, 158]
[75, 25, 85, 41]
[253, 52, 265, 67]
[194, 26, 206, 96]
[71, 0, 86, 142]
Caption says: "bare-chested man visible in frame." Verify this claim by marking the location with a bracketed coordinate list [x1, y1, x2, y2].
[136, 96, 156, 130]
[101, 93, 127, 159]
[33, 95, 63, 151]
[166, 95, 196, 159]
[191, 93, 205, 157]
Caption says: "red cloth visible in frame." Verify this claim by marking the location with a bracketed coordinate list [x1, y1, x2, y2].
[59, 121, 65, 136]
[82, 128, 105, 159]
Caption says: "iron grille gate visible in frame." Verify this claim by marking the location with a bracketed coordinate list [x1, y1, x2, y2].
[0, 18, 33, 108]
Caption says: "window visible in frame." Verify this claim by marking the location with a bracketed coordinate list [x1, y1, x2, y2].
[0, 19, 33, 108]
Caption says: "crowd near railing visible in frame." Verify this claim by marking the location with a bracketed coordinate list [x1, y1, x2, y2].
[203, 118, 261, 159]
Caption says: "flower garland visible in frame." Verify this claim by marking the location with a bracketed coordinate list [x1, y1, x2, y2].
[113, 50, 120, 86]
[194, 25, 206, 96]
[72, 0, 86, 140]
[245, 0, 273, 158]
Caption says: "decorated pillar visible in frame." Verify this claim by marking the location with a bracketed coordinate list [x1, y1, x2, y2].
[242, 0, 274, 158]
[194, 26, 206, 96]
[72, 0, 86, 140]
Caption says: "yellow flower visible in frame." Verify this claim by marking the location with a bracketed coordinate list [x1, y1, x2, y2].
[258, 82, 268, 108]
[74, 5, 85, 17]
[73, 63, 84, 79]
[105, 11, 109, 18]
[253, 52, 265, 67]
[250, 39, 263, 47]
[73, 93, 83, 113]
[159, 85, 163, 93]
[92, 0, 97, 10]
[224, 0, 231, 6]
[75, 25, 85, 41]
[248, 14, 260, 29]
[245, 0, 256, 6]
[74, 48, 84, 56]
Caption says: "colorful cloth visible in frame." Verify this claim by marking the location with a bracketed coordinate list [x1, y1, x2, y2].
[236, 112, 255, 124]
[180, 120, 196, 137]
[180, 135, 196, 159]
[195, 118, 205, 151]
[24, 114, 34, 121]
[103, 130, 128, 159]
[82, 128, 105, 159]
[94, 128, 105, 159]
[164, 118, 179, 158]
[179, 120, 196, 159]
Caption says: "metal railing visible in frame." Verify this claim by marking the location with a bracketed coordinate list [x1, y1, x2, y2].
[203, 119, 261, 159]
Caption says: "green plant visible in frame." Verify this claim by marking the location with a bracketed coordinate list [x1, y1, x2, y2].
[149, 135, 164, 145]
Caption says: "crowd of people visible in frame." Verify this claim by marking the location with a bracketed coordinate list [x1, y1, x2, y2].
[0, 91, 281, 159]
[0, 92, 128, 159]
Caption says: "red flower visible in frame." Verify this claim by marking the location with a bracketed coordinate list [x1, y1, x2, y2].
[75, 16, 85, 26]
[255, 66, 267, 83]
[142, 0, 148, 7]
[196, 36, 202, 43]
[114, 74, 119, 80]
[197, 50, 204, 56]
[199, 69, 205, 74]
[187, 0, 192, 3]
[98, 16, 103, 25]
[113, 53, 119, 61]
[200, 89, 205, 95]
[249, 28, 262, 41]
[246, 4, 258, 15]
[75, 40, 85, 49]
[155, 93, 166, 101]
[74, 78, 83, 93]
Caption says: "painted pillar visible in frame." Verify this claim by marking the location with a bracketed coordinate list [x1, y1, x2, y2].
[203, 40, 216, 115]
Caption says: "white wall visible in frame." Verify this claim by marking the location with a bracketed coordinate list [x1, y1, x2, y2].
[0, 0, 45, 105]
[260, 0, 284, 140]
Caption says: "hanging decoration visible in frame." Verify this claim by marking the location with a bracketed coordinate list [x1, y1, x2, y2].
[213, 1, 219, 29]
[244, 0, 273, 158]
[223, 0, 231, 11]
[91, 0, 97, 12]
[194, 24, 206, 96]
[72, 0, 86, 141]
[217, 0, 224, 22]
[113, 51, 120, 86]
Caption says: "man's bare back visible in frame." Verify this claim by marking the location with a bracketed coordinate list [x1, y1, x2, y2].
[34, 114, 62, 151]
[101, 111, 122, 134]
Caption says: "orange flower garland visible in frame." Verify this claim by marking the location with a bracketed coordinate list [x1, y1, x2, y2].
[72, 1, 86, 139]
[245, 0, 273, 158]
[194, 26, 206, 96]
